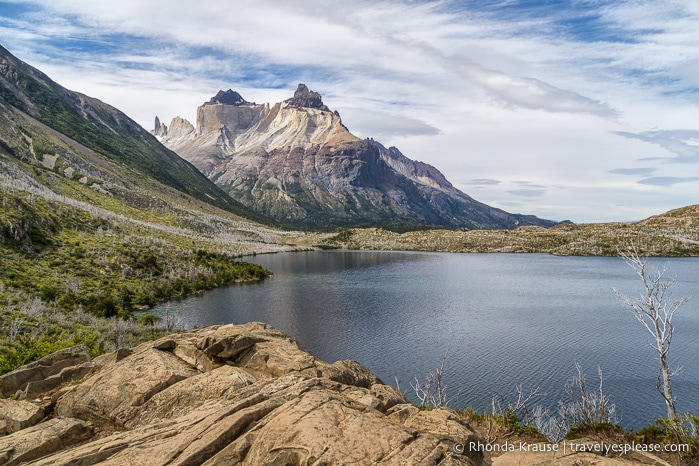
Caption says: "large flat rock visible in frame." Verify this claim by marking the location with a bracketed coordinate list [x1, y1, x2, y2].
[0, 417, 92, 466]
[0, 399, 44, 433]
[0, 345, 90, 397]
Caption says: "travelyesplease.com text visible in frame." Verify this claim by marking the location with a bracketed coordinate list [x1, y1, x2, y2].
[454, 441, 689, 455]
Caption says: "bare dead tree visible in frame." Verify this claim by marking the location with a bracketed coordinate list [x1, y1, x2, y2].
[490, 384, 545, 439]
[8, 317, 24, 344]
[410, 351, 450, 409]
[614, 246, 689, 420]
[531, 405, 569, 444]
[491, 384, 545, 423]
[560, 363, 617, 426]
[158, 304, 185, 333]
[530, 364, 617, 444]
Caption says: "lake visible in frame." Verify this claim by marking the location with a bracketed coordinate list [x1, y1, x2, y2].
[152, 251, 699, 429]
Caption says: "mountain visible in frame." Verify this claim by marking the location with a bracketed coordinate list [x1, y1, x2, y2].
[155, 84, 557, 230]
[0, 44, 269, 223]
[0, 43, 302, 323]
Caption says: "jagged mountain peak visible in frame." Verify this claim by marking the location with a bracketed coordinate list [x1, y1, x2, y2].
[0, 43, 266, 222]
[156, 84, 556, 229]
[205, 89, 248, 106]
[153, 115, 167, 137]
[285, 83, 330, 111]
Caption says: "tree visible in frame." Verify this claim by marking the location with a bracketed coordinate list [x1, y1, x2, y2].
[613, 246, 689, 420]
[410, 351, 449, 409]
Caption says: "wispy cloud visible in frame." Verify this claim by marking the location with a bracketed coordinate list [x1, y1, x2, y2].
[638, 176, 699, 187]
[1, 0, 699, 222]
[609, 167, 657, 176]
[465, 179, 501, 186]
[507, 189, 546, 198]
[334, 107, 440, 139]
[613, 130, 699, 163]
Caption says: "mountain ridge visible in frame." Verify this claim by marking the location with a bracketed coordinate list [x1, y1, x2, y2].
[0, 44, 272, 224]
[156, 84, 558, 230]
[0, 42, 304, 324]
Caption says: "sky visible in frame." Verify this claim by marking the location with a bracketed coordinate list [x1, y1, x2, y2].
[1, 0, 698, 223]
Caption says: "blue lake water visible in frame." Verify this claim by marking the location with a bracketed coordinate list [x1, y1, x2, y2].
[153, 251, 699, 429]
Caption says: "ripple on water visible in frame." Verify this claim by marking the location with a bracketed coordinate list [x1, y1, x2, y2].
[151, 251, 699, 429]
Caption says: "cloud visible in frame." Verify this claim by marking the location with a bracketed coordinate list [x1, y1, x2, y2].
[638, 176, 699, 186]
[613, 130, 699, 163]
[609, 167, 657, 176]
[334, 107, 440, 139]
[1, 0, 623, 118]
[465, 179, 500, 186]
[514, 181, 545, 188]
[506, 189, 546, 198]
[465, 64, 620, 117]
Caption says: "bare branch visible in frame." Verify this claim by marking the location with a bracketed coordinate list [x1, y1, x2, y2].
[410, 351, 453, 409]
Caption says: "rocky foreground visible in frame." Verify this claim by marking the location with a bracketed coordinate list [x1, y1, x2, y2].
[0, 323, 675, 465]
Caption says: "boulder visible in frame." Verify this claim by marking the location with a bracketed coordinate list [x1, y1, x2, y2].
[204, 388, 468, 466]
[56, 346, 199, 431]
[0, 417, 92, 465]
[22, 362, 94, 399]
[0, 399, 44, 433]
[0, 345, 90, 397]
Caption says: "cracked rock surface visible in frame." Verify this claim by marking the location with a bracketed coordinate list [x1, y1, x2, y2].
[5, 322, 483, 465]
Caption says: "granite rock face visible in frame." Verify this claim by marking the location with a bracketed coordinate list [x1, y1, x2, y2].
[154, 85, 557, 230]
[0, 345, 90, 398]
[285, 83, 330, 111]
[0, 399, 44, 433]
[11, 323, 485, 465]
[0, 417, 93, 465]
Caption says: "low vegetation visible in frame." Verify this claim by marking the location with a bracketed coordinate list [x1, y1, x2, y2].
[322, 208, 699, 256]
[0, 157, 290, 376]
[408, 358, 698, 465]
[0, 299, 171, 376]
[0, 188, 271, 315]
[0, 186, 274, 375]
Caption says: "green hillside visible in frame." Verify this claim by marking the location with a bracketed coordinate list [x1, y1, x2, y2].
[0, 44, 306, 375]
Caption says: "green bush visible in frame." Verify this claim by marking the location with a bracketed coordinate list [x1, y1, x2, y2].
[139, 314, 161, 326]
[0, 331, 101, 376]
[566, 422, 624, 439]
[642, 414, 699, 461]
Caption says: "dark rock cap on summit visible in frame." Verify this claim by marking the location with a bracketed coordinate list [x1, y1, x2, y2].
[205, 89, 248, 106]
[285, 83, 330, 111]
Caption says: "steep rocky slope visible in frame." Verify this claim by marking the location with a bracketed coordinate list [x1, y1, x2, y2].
[0, 43, 267, 222]
[0, 43, 309, 363]
[157, 85, 557, 230]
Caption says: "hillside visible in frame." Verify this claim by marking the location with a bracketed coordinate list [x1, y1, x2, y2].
[318, 207, 699, 256]
[0, 44, 274, 222]
[0, 44, 311, 374]
[156, 85, 557, 230]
